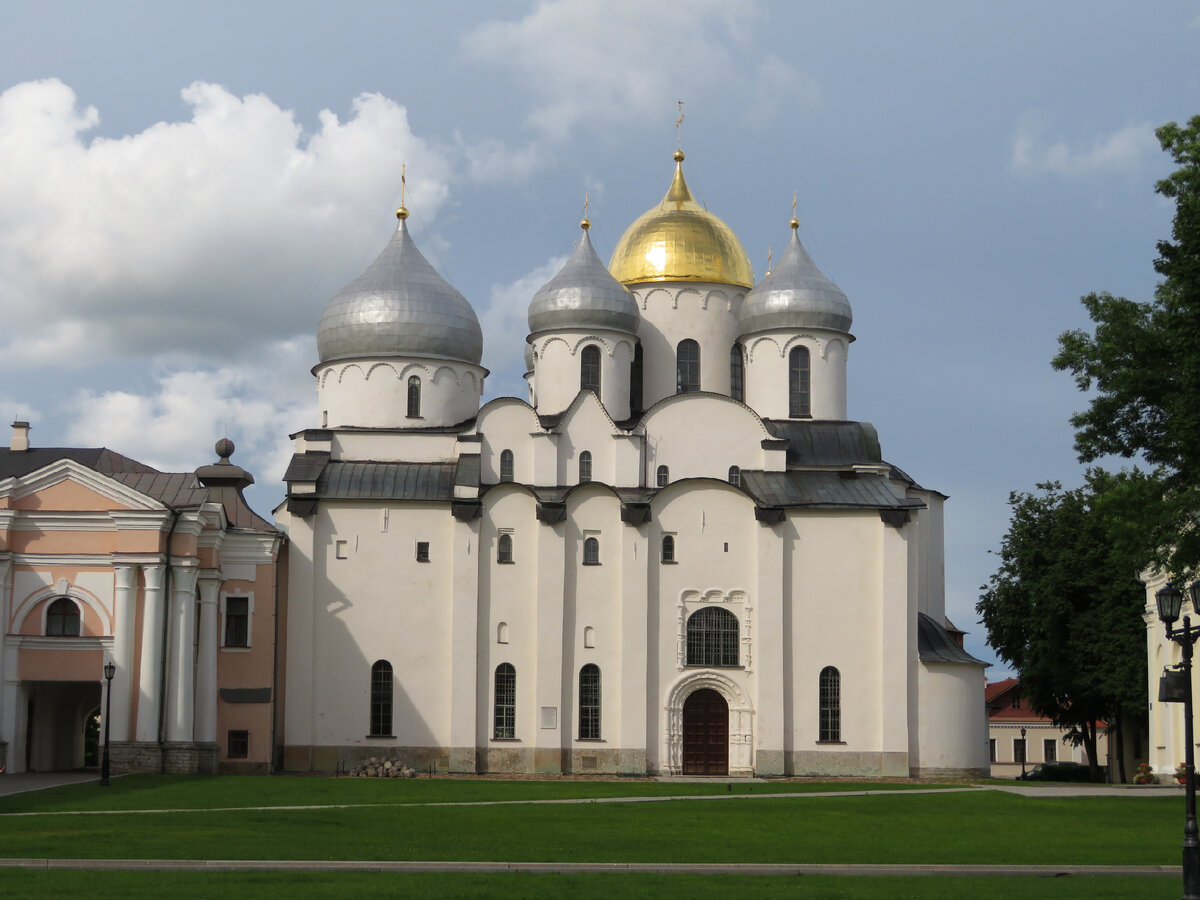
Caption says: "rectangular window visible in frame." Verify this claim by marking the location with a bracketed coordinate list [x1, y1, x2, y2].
[227, 730, 249, 759]
[416, 541, 430, 562]
[579, 665, 601, 740]
[1043, 739, 1056, 762]
[494, 664, 516, 739]
[224, 597, 249, 648]
[989, 739, 996, 762]
[335, 540, 348, 559]
[1014, 738, 1026, 763]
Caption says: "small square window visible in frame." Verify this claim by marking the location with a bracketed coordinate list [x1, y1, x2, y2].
[228, 730, 249, 759]
[416, 541, 430, 562]
[335, 540, 348, 559]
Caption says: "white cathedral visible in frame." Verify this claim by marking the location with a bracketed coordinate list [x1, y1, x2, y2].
[278, 150, 989, 777]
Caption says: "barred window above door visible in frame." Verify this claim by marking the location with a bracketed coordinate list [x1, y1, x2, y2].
[685, 607, 739, 667]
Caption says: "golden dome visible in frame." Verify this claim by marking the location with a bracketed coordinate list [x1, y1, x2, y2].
[609, 151, 754, 288]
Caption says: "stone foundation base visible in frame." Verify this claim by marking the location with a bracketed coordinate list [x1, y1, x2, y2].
[788, 750, 909, 777]
[109, 742, 162, 774]
[911, 765, 990, 779]
[162, 742, 220, 775]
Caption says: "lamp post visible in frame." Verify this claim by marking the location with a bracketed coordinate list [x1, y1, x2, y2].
[1020, 726, 1027, 778]
[1156, 582, 1200, 900]
[100, 661, 115, 787]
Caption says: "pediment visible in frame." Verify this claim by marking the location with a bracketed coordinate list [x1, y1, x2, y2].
[3, 459, 165, 512]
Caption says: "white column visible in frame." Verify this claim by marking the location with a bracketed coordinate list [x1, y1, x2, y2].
[110, 565, 138, 743]
[136, 564, 167, 742]
[0, 555, 13, 767]
[165, 565, 200, 743]
[194, 575, 221, 745]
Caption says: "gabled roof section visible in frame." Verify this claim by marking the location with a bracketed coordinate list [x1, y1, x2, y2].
[0, 447, 158, 480]
[550, 390, 622, 435]
[917, 612, 987, 665]
[985, 677, 1019, 704]
[110, 472, 208, 509]
[639, 391, 772, 440]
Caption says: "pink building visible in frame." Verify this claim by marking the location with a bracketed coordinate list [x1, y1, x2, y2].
[0, 422, 281, 774]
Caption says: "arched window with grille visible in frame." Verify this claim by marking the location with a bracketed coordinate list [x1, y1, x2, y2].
[500, 449, 514, 482]
[819, 666, 841, 742]
[729, 343, 744, 402]
[406, 375, 421, 418]
[580, 344, 602, 395]
[789, 346, 811, 418]
[583, 536, 600, 565]
[676, 339, 700, 393]
[46, 597, 80, 636]
[579, 451, 592, 483]
[661, 535, 676, 563]
[370, 660, 393, 736]
[686, 607, 739, 667]
[656, 465, 669, 488]
[497, 533, 514, 564]
[494, 663, 516, 739]
[728, 465, 741, 487]
[579, 664, 601, 739]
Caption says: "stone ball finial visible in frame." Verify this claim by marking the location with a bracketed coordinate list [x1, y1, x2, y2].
[215, 438, 235, 461]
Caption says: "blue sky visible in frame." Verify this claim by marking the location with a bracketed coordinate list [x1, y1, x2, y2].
[1, 1, 1197, 669]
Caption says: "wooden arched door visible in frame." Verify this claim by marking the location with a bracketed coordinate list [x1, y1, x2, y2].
[682, 688, 728, 775]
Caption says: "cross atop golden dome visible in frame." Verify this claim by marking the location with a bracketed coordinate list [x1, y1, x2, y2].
[608, 150, 754, 289]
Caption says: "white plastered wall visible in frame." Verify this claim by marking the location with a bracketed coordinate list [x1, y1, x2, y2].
[742, 331, 850, 421]
[317, 358, 485, 429]
[642, 394, 772, 484]
[531, 332, 636, 421]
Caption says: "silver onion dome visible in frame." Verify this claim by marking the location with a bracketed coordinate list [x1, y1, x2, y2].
[738, 221, 853, 336]
[317, 211, 484, 366]
[527, 222, 639, 336]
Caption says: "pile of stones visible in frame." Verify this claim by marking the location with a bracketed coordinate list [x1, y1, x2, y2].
[348, 756, 417, 778]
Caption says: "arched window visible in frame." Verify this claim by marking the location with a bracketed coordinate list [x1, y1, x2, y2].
[676, 339, 700, 393]
[583, 536, 600, 565]
[686, 607, 739, 667]
[494, 663, 516, 739]
[630, 343, 644, 416]
[789, 346, 811, 418]
[579, 664, 601, 740]
[819, 666, 841, 742]
[370, 660, 393, 736]
[579, 451, 592, 483]
[656, 465, 669, 488]
[580, 344, 602, 395]
[729, 343, 744, 402]
[46, 597, 80, 636]
[728, 465, 741, 487]
[661, 535, 676, 563]
[497, 533, 514, 564]
[500, 449, 514, 482]
[406, 375, 421, 418]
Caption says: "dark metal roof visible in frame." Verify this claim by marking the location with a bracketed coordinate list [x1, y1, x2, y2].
[917, 612, 987, 665]
[455, 454, 480, 490]
[315, 461, 458, 501]
[283, 451, 331, 482]
[740, 470, 923, 510]
[111, 472, 208, 508]
[762, 420, 882, 467]
[0, 447, 157, 480]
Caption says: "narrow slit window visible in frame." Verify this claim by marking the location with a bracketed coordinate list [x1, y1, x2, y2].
[676, 339, 700, 393]
[661, 535, 675, 563]
[416, 541, 430, 562]
[728, 465, 741, 487]
[500, 449, 514, 482]
[583, 536, 600, 565]
[494, 663, 516, 739]
[819, 666, 841, 742]
[580, 344, 601, 395]
[579, 664, 601, 740]
[370, 660, 393, 736]
[729, 343, 744, 402]
[407, 375, 421, 418]
[656, 465, 669, 488]
[498, 533, 514, 564]
[579, 451, 592, 483]
[789, 346, 811, 418]
[630, 343, 644, 416]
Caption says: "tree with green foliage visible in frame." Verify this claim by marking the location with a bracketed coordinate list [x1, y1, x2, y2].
[1054, 116, 1200, 578]
[977, 470, 1156, 782]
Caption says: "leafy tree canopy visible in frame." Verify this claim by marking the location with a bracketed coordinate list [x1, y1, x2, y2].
[977, 470, 1156, 770]
[1053, 116, 1200, 577]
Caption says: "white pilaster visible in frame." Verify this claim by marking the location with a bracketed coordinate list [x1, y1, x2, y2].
[194, 575, 221, 744]
[448, 517, 481, 771]
[534, 519, 566, 773]
[165, 564, 200, 743]
[755, 520, 785, 774]
[136, 564, 167, 742]
[110, 564, 138, 742]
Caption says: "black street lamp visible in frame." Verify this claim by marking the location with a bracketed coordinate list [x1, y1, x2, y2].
[1020, 726, 1027, 778]
[100, 661, 115, 787]
[1157, 582, 1200, 900]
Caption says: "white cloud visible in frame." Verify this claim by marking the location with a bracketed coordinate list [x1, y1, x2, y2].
[478, 255, 567, 400]
[61, 337, 314, 488]
[462, 0, 813, 141]
[0, 79, 455, 366]
[1010, 116, 1159, 178]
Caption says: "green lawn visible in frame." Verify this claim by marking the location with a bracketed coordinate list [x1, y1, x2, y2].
[0, 871, 1181, 900]
[0, 776, 1180, 867]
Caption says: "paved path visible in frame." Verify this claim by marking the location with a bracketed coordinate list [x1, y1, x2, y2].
[0, 771, 100, 798]
[0, 858, 1178, 877]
